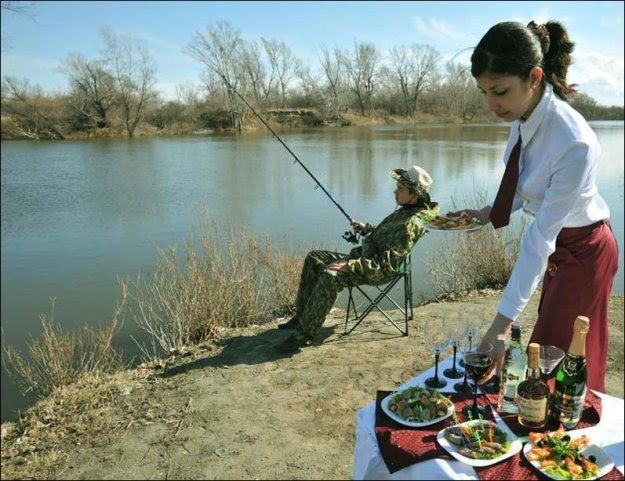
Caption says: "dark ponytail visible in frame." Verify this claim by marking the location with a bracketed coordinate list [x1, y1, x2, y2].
[541, 21, 577, 100]
[471, 20, 578, 101]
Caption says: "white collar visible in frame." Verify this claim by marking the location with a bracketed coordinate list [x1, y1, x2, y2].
[515, 82, 553, 146]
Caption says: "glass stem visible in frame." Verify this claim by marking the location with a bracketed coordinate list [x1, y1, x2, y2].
[434, 352, 440, 381]
[462, 366, 468, 386]
[473, 378, 479, 410]
[451, 344, 457, 373]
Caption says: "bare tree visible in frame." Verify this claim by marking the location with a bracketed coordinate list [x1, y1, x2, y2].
[1, 76, 65, 139]
[62, 53, 117, 129]
[319, 46, 349, 121]
[441, 61, 484, 120]
[261, 38, 297, 108]
[101, 28, 157, 137]
[240, 40, 267, 104]
[388, 44, 439, 115]
[343, 41, 379, 115]
[295, 61, 321, 106]
[186, 21, 246, 131]
[175, 81, 202, 108]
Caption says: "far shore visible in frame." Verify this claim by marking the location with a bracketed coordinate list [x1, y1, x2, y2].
[2, 109, 623, 142]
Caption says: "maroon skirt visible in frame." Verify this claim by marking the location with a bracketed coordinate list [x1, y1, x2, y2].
[529, 220, 619, 392]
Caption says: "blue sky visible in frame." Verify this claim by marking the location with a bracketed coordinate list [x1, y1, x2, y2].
[1, 1, 623, 106]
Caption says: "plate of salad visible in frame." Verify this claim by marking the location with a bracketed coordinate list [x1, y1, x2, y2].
[437, 419, 523, 467]
[524, 427, 614, 480]
[381, 386, 455, 427]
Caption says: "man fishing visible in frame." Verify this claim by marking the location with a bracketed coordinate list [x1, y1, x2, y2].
[276, 166, 438, 354]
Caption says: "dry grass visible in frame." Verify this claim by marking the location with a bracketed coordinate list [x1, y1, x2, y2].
[426, 191, 526, 297]
[1, 286, 128, 397]
[125, 216, 306, 361]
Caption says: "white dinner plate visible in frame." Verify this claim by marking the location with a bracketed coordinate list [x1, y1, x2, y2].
[523, 433, 614, 480]
[437, 419, 523, 467]
[380, 392, 455, 428]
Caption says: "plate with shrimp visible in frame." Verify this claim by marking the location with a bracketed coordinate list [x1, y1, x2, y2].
[524, 428, 614, 480]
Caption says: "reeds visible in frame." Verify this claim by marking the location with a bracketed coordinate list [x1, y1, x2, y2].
[426, 190, 526, 297]
[2, 284, 127, 396]
[125, 216, 305, 360]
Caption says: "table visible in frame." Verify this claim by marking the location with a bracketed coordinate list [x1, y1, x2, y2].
[353, 356, 625, 480]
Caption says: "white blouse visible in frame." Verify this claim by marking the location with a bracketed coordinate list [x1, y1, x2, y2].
[492, 83, 611, 321]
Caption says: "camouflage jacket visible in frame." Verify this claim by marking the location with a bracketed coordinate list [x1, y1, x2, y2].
[340, 200, 439, 285]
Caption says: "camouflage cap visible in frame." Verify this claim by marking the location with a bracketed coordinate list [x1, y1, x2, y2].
[390, 165, 433, 196]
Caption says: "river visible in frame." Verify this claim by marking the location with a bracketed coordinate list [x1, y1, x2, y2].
[1, 121, 623, 420]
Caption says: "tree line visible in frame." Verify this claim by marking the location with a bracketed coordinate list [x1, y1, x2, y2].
[1, 21, 622, 140]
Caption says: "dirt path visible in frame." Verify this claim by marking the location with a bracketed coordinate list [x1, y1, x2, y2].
[5, 293, 624, 480]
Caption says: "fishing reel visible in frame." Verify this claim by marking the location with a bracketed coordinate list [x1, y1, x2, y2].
[342, 229, 361, 245]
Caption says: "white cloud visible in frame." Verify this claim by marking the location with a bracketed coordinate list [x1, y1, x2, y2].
[568, 51, 624, 106]
[599, 14, 624, 30]
[413, 17, 461, 41]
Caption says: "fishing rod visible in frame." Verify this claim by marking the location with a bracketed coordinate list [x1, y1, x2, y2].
[229, 86, 360, 244]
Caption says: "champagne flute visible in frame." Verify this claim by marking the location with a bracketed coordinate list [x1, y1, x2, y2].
[423, 317, 448, 389]
[462, 340, 494, 418]
[454, 324, 476, 394]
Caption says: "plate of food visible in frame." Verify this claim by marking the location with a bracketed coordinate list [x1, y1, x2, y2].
[523, 427, 614, 480]
[437, 419, 523, 467]
[423, 213, 483, 232]
[381, 386, 455, 428]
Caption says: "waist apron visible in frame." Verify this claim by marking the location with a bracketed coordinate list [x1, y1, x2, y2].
[529, 220, 619, 392]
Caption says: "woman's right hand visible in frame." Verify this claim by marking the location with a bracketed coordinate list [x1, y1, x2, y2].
[447, 206, 491, 226]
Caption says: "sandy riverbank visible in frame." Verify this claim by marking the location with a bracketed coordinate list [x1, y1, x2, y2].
[1, 291, 623, 480]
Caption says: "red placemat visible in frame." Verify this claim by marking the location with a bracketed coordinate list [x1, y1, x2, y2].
[485, 378, 602, 437]
[375, 390, 495, 474]
[474, 451, 624, 480]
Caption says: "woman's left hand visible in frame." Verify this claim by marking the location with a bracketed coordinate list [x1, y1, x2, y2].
[328, 262, 348, 272]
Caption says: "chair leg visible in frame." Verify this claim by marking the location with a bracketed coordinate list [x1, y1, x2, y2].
[345, 288, 354, 334]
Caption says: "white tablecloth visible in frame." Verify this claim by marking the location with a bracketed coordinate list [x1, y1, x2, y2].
[353, 356, 625, 480]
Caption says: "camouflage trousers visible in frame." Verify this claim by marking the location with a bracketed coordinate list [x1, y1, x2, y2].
[293, 250, 354, 340]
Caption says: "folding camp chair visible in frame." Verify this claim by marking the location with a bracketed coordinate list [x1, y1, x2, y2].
[343, 253, 413, 336]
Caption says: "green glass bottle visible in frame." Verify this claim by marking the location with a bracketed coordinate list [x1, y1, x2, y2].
[550, 316, 589, 429]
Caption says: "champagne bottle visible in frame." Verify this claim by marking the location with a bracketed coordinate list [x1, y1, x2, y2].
[550, 316, 589, 429]
[516, 343, 549, 428]
[498, 323, 528, 414]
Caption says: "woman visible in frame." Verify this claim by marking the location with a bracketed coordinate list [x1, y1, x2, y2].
[276, 166, 438, 354]
[455, 21, 618, 391]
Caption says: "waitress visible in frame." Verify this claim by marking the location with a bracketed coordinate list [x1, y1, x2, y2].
[455, 20, 618, 391]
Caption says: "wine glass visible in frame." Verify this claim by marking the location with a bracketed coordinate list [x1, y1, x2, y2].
[475, 317, 500, 395]
[458, 314, 478, 369]
[540, 345, 565, 380]
[454, 323, 476, 394]
[423, 317, 449, 389]
[443, 320, 464, 379]
[462, 340, 494, 418]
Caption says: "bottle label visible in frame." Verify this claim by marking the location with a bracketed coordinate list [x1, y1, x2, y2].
[552, 391, 586, 424]
[516, 395, 547, 423]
